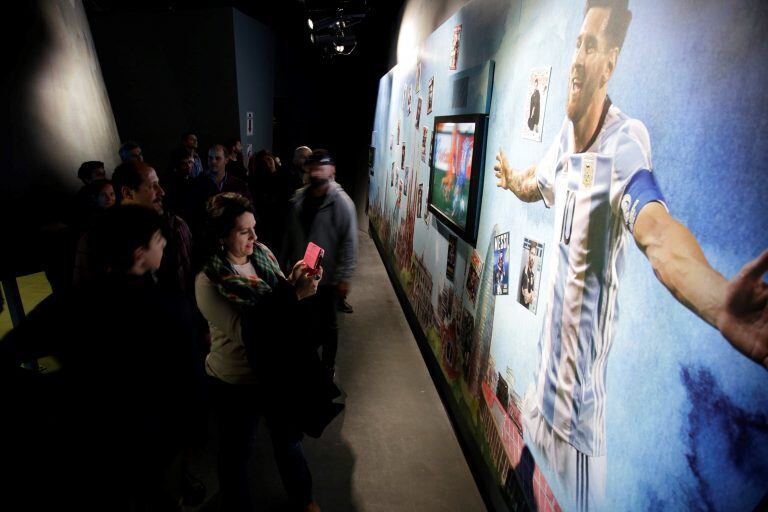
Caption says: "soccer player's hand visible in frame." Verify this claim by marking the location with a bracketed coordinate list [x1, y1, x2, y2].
[717, 249, 768, 370]
[494, 147, 514, 190]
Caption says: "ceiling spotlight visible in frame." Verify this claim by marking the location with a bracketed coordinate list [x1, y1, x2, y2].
[310, 33, 315, 44]
[307, 18, 314, 30]
[335, 44, 345, 53]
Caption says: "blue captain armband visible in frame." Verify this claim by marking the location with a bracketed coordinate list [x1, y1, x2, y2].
[620, 169, 666, 233]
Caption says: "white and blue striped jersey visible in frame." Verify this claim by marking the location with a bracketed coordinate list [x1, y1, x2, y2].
[532, 103, 665, 456]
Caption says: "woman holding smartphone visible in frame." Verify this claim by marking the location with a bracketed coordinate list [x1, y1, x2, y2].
[195, 192, 332, 512]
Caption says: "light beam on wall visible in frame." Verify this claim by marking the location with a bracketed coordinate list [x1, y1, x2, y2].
[396, 0, 470, 65]
[30, 0, 121, 190]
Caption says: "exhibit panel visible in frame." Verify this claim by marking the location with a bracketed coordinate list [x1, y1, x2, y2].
[368, 0, 768, 510]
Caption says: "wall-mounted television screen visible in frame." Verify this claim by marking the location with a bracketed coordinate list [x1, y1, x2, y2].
[427, 114, 488, 245]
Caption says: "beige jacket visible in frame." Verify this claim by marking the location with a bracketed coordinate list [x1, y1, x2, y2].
[195, 272, 257, 385]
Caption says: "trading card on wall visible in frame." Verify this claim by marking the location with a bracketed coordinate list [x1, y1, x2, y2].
[427, 77, 434, 114]
[404, 166, 409, 196]
[390, 134, 393, 151]
[415, 56, 422, 92]
[428, 128, 436, 169]
[522, 66, 551, 142]
[396, 179, 403, 209]
[390, 162, 395, 187]
[416, 97, 422, 128]
[403, 85, 408, 111]
[421, 127, 429, 162]
[407, 85, 413, 115]
[517, 238, 545, 313]
[401, 143, 406, 169]
[417, 183, 423, 218]
[396, 120, 400, 145]
[446, 234, 457, 281]
[465, 249, 482, 305]
[493, 232, 510, 295]
[449, 24, 462, 70]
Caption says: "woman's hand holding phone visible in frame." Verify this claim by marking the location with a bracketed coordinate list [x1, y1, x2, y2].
[291, 260, 322, 300]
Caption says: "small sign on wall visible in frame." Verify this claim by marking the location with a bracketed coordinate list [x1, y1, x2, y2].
[246, 112, 254, 136]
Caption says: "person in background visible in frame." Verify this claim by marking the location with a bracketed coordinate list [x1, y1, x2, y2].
[88, 179, 116, 211]
[181, 131, 204, 178]
[163, 148, 200, 235]
[204, 144, 252, 202]
[77, 160, 106, 185]
[249, 149, 293, 251]
[281, 149, 358, 375]
[119, 140, 143, 162]
[225, 137, 248, 181]
[289, 146, 312, 189]
[71, 161, 106, 222]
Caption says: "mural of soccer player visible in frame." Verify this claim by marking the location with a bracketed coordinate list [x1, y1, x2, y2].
[493, 0, 768, 509]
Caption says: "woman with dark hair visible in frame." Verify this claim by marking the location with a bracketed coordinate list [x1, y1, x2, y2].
[195, 192, 337, 512]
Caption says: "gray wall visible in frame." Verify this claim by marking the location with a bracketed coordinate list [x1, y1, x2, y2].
[1, 0, 121, 276]
[233, 9, 275, 156]
[89, 8, 241, 171]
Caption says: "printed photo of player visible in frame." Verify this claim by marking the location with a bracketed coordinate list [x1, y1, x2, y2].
[493, 232, 509, 295]
[447, 234, 457, 281]
[408, 85, 413, 115]
[450, 24, 462, 70]
[416, 97, 422, 128]
[493, 0, 768, 509]
[427, 77, 434, 114]
[416, 56, 422, 92]
[417, 183, 423, 218]
[523, 67, 551, 142]
[517, 238, 544, 313]
[466, 249, 482, 305]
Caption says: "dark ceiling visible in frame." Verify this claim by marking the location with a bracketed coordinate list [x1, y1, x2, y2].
[83, 0, 402, 64]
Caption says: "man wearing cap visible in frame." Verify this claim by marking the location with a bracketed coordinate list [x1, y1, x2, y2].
[281, 149, 358, 377]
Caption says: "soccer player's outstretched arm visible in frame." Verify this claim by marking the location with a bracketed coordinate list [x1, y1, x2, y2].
[494, 147, 542, 203]
[634, 202, 768, 370]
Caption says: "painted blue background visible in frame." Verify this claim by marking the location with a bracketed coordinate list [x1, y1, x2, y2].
[369, 0, 768, 510]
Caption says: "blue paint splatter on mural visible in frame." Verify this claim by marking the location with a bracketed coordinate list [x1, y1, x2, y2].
[679, 365, 768, 511]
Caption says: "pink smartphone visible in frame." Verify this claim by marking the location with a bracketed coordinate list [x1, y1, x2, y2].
[303, 242, 325, 274]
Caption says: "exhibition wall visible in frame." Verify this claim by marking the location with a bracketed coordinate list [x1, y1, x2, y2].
[89, 7, 274, 172]
[368, 0, 768, 510]
[0, 1, 121, 276]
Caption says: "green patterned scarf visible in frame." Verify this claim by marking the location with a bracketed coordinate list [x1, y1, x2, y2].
[203, 242, 285, 307]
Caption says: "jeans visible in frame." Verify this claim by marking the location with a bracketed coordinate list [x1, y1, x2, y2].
[301, 284, 339, 368]
[210, 377, 312, 511]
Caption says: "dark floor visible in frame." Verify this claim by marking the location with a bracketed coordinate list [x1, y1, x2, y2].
[191, 229, 487, 512]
